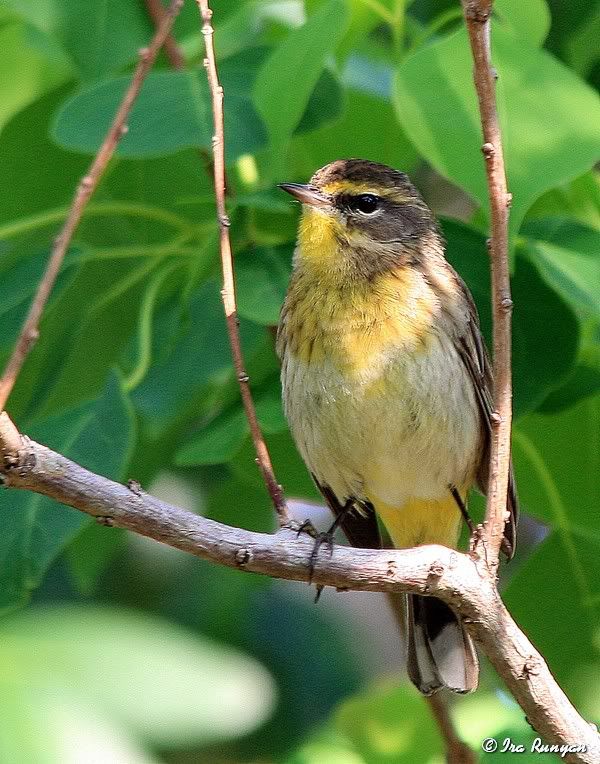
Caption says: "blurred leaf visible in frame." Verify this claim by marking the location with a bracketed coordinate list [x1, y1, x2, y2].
[443, 220, 580, 415]
[52, 71, 267, 161]
[0, 21, 71, 132]
[394, 23, 600, 238]
[521, 218, 600, 319]
[508, 395, 600, 683]
[335, 681, 443, 762]
[176, 408, 248, 466]
[513, 396, 600, 543]
[494, 0, 551, 46]
[236, 244, 292, 325]
[232, 430, 320, 501]
[66, 522, 126, 595]
[175, 374, 286, 467]
[4, 0, 150, 80]
[296, 69, 345, 135]
[253, 0, 349, 147]
[564, 5, 600, 79]
[0, 683, 157, 764]
[0, 605, 276, 747]
[291, 680, 442, 762]
[0, 375, 134, 612]
[525, 171, 600, 231]
[131, 280, 265, 438]
[255, 380, 287, 434]
[505, 531, 600, 689]
[34, 258, 160, 416]
[539, 364, 600, 414]
[291, 89, 419, 179]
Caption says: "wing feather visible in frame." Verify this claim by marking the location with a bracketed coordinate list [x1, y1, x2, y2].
[453, 275, 518, 559]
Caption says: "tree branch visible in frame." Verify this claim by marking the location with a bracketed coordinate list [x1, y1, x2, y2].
[194, 0, 289, 525]
[0, 418, 597, 763]
[461, 0, 513, 564]
[0, 0, 185, 413]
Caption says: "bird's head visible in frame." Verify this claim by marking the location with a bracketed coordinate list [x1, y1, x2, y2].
[279, 159, 440, 276]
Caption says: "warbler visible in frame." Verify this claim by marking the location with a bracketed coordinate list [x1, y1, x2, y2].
[276, 159, 518, 695]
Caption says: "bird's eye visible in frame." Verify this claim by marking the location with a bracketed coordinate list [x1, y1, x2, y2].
[353, 194, 379, 214]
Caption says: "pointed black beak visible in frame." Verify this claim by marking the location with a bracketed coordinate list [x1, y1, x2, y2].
[278, 183, 330, 208]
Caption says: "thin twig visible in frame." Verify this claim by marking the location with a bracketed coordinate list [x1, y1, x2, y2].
[461, 0, 513, 563]
[0, 0, 185, 413]
[143, 0, 186, 69]
[195, 0, 289, 525]
[426, 695, 477, 764]
[0, 427, 598, 764]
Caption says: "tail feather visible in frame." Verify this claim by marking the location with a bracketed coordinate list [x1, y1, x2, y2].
[406, 594, 478, 695]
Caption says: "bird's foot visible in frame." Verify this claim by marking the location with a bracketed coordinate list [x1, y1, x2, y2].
[292, 518, 338, 602]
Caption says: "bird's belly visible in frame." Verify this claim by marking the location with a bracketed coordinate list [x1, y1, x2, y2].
[281, 331, 481, 508]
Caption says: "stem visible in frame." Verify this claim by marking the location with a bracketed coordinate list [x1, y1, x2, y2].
[461, 0, 513, 564]
[195, 0, 289, 525]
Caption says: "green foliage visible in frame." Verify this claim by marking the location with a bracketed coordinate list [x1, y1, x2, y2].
[1, 0, 599, 761]
[0, 605, 275, 759]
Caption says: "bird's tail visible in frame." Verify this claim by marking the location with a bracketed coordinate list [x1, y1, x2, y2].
[405, 593, 479, 695]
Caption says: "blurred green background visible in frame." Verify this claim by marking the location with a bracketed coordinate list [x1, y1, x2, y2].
[0, 0, 599, 761]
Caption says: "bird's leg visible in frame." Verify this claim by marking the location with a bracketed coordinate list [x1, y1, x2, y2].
[308, 500, 354, 602]
[450, 485, 475, 535]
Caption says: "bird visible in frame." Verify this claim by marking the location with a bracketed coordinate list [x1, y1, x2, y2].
[276, 159, 518, 695]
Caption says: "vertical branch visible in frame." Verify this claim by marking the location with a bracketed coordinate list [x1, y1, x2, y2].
[0, 0, 185, 413]
[195, 1, 290, 525]
[461, 0, 513, 563]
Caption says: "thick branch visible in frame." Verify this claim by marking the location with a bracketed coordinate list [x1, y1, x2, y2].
[461, 0, 513, 563]
[195, 0, 289, 524]
[0, 416, 597, 763]
[0, 0, 184, 412]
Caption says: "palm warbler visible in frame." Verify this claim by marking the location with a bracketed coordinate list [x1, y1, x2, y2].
[277, 159, 518, 695]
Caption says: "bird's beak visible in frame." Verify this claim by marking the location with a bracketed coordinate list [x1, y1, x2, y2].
[278, 183, 330, 208]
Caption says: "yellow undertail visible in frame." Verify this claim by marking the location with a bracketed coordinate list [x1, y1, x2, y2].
[370, 492, 464, 550]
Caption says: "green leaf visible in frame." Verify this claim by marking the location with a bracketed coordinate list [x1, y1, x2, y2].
[236, 245, 293, 325]
[0, 375, 134, 612]
[443, 220, 580, 415]
[291, 89, 419, 180]
[4, 0, 151, 80]
[513, 396, 600, 544]
[0, 21, 71, 133]
[521, 218, 600, 319]
[52, 70, 267, 161]
[253, 0, 349, 145]
[176, 408, 248, 466]
[520, 171, 600, 232]
[538, 364, 600, 414]
[504, 531, 600, 689]
[0, 605, 276, 747]
[131, 280, 265, 438]
[494, 0, 551, 46]
[296, 69, 345, 135]
[66, 522, 126, 594]
[394, 23, 600, 238]
[506, 396, 600, 687]
[333, 680, 443, 762]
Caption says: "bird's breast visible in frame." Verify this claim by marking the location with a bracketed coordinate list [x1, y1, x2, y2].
[278, 269, 481, 507]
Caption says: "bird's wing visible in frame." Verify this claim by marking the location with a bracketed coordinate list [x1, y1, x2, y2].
[453, 276, 519, 560]
[311, 474, 382, 549]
